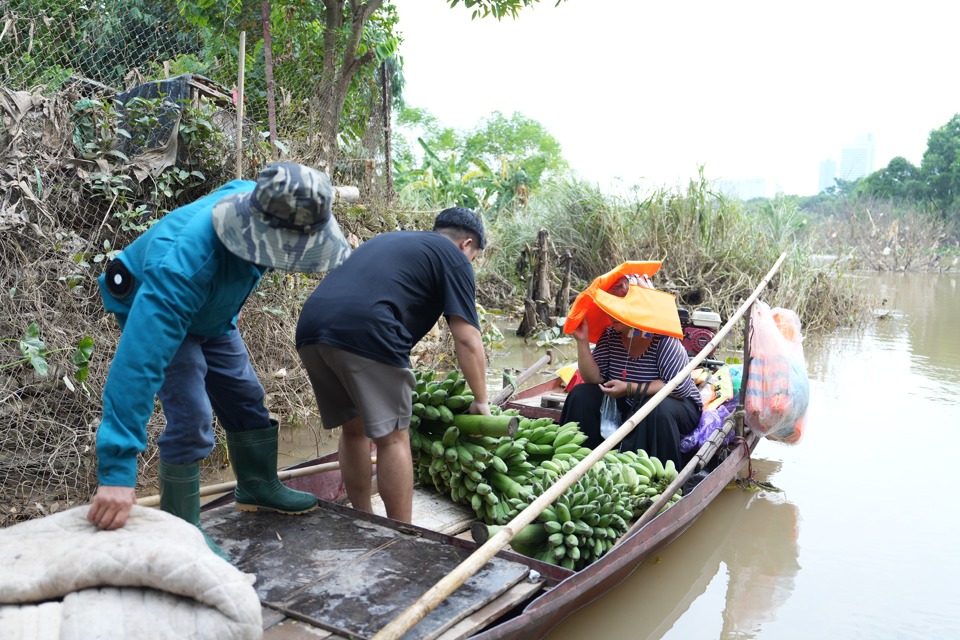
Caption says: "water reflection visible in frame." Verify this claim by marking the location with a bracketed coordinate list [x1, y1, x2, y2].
[720, 479, 801, 638]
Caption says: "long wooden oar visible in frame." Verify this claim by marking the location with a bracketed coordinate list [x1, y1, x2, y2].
[371, 253, 787, 640]
[136, 457, 377, 507]
[489, 349, 553, 407]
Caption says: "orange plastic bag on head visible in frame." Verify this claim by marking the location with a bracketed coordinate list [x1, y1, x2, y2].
[563, 261, 683, 342]
[743, 301, 809, 444]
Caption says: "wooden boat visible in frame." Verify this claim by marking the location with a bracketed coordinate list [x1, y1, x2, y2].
[200, 375, 758, 640]
[200, 256, 785, 639]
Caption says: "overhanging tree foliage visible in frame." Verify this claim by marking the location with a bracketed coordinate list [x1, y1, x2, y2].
[448, 0, 566, 20]
[172, 0, 569, 173]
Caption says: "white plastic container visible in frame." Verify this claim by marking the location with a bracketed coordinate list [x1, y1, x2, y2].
[690, 309, 721, 332]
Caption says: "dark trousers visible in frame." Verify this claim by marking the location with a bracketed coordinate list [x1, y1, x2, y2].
[559, 383, 700, 468]
[156, 329, 271, 464]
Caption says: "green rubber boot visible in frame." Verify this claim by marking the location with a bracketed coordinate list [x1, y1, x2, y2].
[159, 461, 231, 561]
[226, 424, 318, 514]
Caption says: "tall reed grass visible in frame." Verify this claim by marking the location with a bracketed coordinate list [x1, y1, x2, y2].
[478, 170, 868, 336]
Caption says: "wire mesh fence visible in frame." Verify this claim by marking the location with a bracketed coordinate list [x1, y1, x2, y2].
[1, 0, 199, 92]
[1, 0, 396, 526]
[1, 0, 395, 189]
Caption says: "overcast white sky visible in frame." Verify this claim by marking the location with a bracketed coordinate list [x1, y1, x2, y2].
[391, 0, 960, 197]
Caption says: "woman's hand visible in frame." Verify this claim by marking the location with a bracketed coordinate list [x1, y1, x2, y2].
[571, 319, 589, 343]
[600, 379, 631, 398]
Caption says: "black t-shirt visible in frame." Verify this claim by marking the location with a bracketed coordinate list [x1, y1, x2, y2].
[295, 231, 481, 367]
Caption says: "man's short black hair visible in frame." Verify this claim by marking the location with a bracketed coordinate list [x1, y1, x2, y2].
[434, 206, 486, 250]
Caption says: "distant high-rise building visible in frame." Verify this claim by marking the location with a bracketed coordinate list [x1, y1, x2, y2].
[818, 159, 837, 193]
[818, 134, 876, 192]
[838, 134, 876, 182]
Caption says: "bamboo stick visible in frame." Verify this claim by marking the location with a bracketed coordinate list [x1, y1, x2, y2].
[489, 349, 553, 407]
[260, 2, 278, 154]
[235, 30, 246, 180]
[136, 456, 376, 508]
[370, 252, 788, 640]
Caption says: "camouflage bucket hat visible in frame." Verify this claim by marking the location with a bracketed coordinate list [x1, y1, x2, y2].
[212, 162, 351, 272]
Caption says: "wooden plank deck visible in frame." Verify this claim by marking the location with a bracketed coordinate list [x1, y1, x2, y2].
[205, 488, 546, 639]
[502, 393, 565, 420]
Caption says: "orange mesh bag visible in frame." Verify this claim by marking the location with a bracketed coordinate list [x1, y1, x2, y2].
[743, 301, 809, 444]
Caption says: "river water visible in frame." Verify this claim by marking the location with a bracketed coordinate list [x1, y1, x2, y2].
[541, 271, 960, 639]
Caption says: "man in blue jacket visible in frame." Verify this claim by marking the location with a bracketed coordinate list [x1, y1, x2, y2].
[86, 162, 351, 558]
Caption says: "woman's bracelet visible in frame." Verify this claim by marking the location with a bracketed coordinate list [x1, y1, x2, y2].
[634, 381, 649, 400]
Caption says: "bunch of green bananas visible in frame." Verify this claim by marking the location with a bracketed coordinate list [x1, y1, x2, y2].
[597, 449, 682, 516]
[512, 416, 592, 463]
[409, 367, 685, 568]
[408, 369, 533, 523]
[476, 449, 684, 570]
[476, 463, 634, 571]
[410, 369, 473, 429]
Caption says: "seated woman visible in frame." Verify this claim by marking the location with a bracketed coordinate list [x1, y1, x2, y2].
[560, 274, 702, 468]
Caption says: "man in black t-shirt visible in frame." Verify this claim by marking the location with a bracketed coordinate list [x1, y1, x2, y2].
[295, 207, 491, 522]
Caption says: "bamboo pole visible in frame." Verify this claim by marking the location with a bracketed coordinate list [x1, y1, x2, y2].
[235, 30, 246, 180]
[260, 2, 278, 154]
[489, 349, 553, 407]
[370, 252, 788, 640]
[136, 456, 376, 508]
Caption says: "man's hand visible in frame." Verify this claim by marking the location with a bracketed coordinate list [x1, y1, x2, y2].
[469, 399, 492, 416]
[87, 485, 136, 530]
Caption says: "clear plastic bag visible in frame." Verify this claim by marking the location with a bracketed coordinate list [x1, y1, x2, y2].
[600, 394, 619, 438]
[743, 301, 810, 444]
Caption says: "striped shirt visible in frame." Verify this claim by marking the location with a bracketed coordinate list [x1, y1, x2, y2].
[592, 327, 703, 411]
